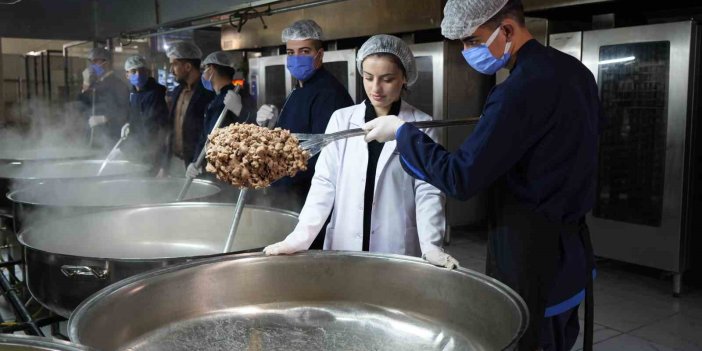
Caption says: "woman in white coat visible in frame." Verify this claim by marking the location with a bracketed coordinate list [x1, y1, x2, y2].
[264, 34, 459, 268]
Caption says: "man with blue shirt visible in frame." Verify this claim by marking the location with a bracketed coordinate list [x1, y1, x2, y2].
[363, 1, 602, 350]
[257, 19, 354, 209]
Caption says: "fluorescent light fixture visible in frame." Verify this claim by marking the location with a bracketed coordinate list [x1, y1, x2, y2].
[598, 56, 636, 65]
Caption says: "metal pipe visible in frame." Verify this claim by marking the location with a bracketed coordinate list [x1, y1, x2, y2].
[223, 188, 248, 253]
[0, 269, 43, 336]
[125, 0, 348, 39]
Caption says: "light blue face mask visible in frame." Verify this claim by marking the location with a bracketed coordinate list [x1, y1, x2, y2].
[129, 72, 148, 89]
[462, 26, 512, 75]
[201, 70, 214, 92]
[286, 54, 318, 81]
[91, 63, 106, 77]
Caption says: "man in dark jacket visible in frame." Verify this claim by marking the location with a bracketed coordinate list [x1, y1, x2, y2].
[257, 20, 354, 209]
[186, 51, 255, 178]
[160, 41, 215, 175]
[78, 47, 129, 149]
[120, 55, 169, 173]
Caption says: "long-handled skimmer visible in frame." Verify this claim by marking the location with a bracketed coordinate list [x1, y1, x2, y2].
[294, 117, 481, 157]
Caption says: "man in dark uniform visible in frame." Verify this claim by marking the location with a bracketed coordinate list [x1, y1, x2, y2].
[120, 55, 169, 174]
[256, 19, 355, 209]
[159, 41, 215, 175]
[363, 1, 602, 350]
[78, 47, 129, 149]
[186, 51, 256, 178]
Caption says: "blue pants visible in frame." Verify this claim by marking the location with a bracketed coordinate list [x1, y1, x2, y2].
[540, 305, 580, 351]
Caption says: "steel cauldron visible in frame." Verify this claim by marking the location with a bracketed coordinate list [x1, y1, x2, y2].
[18, 203, 299, 318]
[69, 252, 528, 351]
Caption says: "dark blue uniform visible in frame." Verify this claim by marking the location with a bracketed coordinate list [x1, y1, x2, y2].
[121, 77, 168, 172]
[193, 84, 256, 161]
[396, 40, 602, 351]
[273, 67, 354, 201]
[78, 72, 130, 148]
[162, 79, 214, 168]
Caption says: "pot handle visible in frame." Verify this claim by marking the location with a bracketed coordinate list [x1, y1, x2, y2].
[61, 265, 108, 279]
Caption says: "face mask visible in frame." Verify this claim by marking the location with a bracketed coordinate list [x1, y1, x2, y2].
[129, 73, 148, 89]
[91, 63, 106, 77]
[201, 70, 214, 92]
[462, 26, 512, 75]
[286, 53, 318, 81]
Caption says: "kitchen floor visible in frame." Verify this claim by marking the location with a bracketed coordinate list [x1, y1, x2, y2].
[446, 229, 702, 351]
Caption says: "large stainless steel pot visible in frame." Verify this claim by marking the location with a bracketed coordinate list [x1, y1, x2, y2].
[0, 160, 150, 208]
[0, 334, 91, 351]
[0, 146, 98, 165]
[69, 252, 528, 351]
[7, 178, 221, 232]
[19, 203, 299, 318]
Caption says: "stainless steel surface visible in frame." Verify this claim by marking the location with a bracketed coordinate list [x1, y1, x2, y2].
[297, 118, 480, 157]
[581, 21, 697, 273]
[0, 147, 98, 164]
[320, 49, 357, 103]
[69, 252, 528, 351]
[549, 31, 583, 60]
[523, 0, 615, 11]
[223, 188, 248, 253]
[0, 160, 150, 181]
[408, 42, 446, 143]
[0, 334, 90, 351]
[19, 203, 298, 317]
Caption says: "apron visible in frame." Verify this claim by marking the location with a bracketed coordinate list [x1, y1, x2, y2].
[487, 182, 595, 351]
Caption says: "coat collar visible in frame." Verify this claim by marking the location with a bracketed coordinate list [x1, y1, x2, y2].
[350, 100, 416, 127]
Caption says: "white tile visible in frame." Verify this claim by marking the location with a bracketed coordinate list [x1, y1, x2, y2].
[630, 313, 702, 351]
[573, 323, 622, 351]
[592, 296, 678, 333]
[593, 334, 679, 351]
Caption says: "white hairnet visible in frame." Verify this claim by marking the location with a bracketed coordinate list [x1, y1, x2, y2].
[441, 0, 508, 40]
[88, 47, 111, 61]
[124, 55, 147, 71]
[202, 51, 234, 68]
[281, 19, 323, 42]
[356, 34, 418, 86]
[166, 41, 203, 60]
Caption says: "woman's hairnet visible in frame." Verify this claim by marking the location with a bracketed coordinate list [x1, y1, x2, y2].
[124, 55, 147, 71]
[88, 47, 111, 61]
[202, 51, 233, 68]
[356, 34, 418, 86]
[441, 0, 508, 40]
[166, 41, 203, 60]
[281, 19, 323, 42]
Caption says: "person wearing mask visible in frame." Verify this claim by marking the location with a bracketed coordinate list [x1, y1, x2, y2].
[362, 1, 601, 350]
[186, 51, 254, 178]
[120, 55, 169, 173]
[258, 19, 354, 208]
[160, 41, 215, 176]
[263, 35, 457, 270]
[78, 47, 129, 148]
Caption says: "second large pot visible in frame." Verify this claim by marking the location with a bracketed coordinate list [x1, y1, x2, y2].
[7, 178, 222, 232]
[18, 203, 299, 317]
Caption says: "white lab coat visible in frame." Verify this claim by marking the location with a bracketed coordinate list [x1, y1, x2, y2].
[283, 100, 446, 257]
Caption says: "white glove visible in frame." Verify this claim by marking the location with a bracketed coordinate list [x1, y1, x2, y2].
[120, 123, 130, 139]
[185, 163, 202, 178]
[263, 241, 301, 255]
[362, 115, 405, 143]
[82, 67, 95, 87]
[224, 90, 243, 116]
[88, 115, 107, 128]
[256, 104, 279, 128]
[423, 250, 460, 269]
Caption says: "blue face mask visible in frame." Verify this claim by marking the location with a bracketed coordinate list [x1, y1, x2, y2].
[91, 63, 106, 77]
[201, 71, 214, 92]
[286, 54, 318, 81]
[462, 26, 512, 75]
[129, 73, 148, 89]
